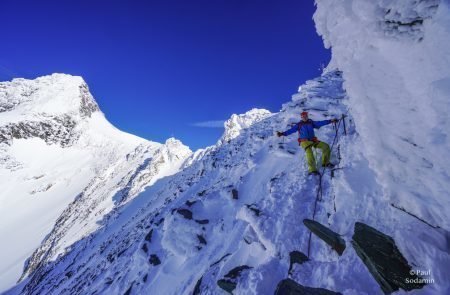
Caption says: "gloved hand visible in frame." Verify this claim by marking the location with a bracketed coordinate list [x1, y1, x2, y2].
[276, 131, 283, 137]
[330, 118, 338, 123]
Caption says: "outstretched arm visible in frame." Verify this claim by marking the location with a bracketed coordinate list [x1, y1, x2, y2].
[277, 125, 298, 137]
[312, 119, 333, 129]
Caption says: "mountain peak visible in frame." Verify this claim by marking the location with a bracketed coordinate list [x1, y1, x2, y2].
[220, 108, 272, 144]
[0, 73, 99, 121]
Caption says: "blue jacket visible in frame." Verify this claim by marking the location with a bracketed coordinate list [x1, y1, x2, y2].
[282, 119, 332, 141]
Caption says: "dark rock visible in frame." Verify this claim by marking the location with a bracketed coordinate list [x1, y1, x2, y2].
[195, 219, 209, 225]
[105, 278, 113, 285]
[217, 279, 236, 294]
[193, 276, 202, 295]
[288, 251, 309, 274]
[123, 282, 133, 295]
[197, 190, 206, 196]
[224, 265, 252, 279]
[352, 222, 426, 294]
[149, 254, 161, 266]
[245, 204, 261, 217]
[303, 219, 346, 255]
[142, 243, 148, 254]
[65, 271, 73, 278]
[216, 265, 252, 294]
[231, 189, 239, 200]
[117, 248, 127, 257]
[185, 200, 197, 207]
[176, 209, 193, 220]
[210, 253, 231, 267]
[275, 279, 342, 295]
[142, 274, 148, 283]
[145, 229, 153, 242]
[155, 218, 164, 226]
[197, 234, 207, 245]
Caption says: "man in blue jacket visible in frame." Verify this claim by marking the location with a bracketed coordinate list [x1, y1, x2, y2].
[277, 111, 337, 175]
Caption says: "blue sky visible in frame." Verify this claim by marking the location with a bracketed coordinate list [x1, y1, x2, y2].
[0, 0, 330, 150]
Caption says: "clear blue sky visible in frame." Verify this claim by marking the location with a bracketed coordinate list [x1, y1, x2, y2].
[0, 0, 330, 150]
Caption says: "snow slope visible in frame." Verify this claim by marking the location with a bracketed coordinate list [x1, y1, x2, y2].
[3, 71, 373, 294]
[314, 0, 450, 230]
[6, 69, 450, 295]
[0, 75, 192, 292]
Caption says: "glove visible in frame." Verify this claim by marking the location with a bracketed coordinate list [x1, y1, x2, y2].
[330, 118, 338, 123]
[276, 131, 283, 137]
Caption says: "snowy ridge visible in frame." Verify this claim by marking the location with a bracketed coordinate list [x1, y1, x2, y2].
[5, 70, 358, 294]
[314, 0, 450, 230]
[219, 108, 272, 144]
[0, 75, 192, 292]
[6, 68, 450, 294]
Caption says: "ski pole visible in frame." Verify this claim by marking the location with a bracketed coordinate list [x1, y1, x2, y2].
[341, 114, 347, 135]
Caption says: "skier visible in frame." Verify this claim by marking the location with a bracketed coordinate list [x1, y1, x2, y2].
[277, 111, 338, 175]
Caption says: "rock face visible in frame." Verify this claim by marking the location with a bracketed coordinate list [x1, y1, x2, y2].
[275, 279, 342, 295]
[303, 219, 346, 256]
[351, 222, 426, 294]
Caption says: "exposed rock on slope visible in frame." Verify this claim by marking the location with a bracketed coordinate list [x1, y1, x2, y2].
[0, 74, 192, 292]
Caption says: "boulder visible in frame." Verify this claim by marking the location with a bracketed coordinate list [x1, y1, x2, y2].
[303, 219, 346, 255]
[352, 222, 426, 294]
[217, 265, 252, 293]
[288, 251, 309, 274]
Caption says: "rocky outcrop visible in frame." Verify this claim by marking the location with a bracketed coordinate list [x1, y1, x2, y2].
[303, 219, 346, 255]
[351, 222, 426, 294]
[0, 116, 78, 146]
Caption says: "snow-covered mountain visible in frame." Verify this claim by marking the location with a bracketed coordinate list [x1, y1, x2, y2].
[6, 64, 448, 294]
[219, 108, 272, 144]
[3, 0, 450, 294]
[0, 74, 192, 292]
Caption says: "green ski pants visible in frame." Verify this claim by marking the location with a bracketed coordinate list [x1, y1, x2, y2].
[300, 141, 331, 173]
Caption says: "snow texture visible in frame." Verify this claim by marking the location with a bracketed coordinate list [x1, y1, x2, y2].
[0, 75, 191, 292]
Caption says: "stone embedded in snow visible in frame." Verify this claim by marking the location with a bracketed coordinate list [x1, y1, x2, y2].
[351, 222, 426, 294]
[245, 204, 261, 217]
[274, 279, 342, 295]
[149, 254, 161, 266]
[176, 208, 193, 220]
[217, 279, 236, 294]
[303, 219, 346, 256]
[288, 251, 309, 274]
[217, 265, 253, 294]
[231, 188, 239, 200]
[192, 276, 203, 295]
[144, 229, 153, 242]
